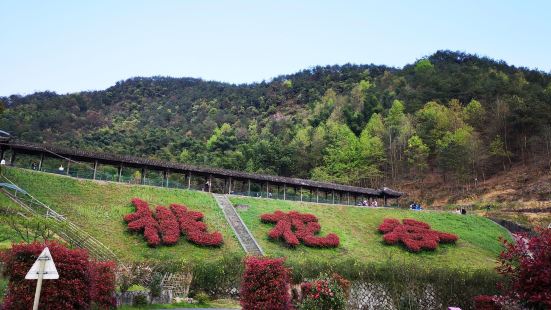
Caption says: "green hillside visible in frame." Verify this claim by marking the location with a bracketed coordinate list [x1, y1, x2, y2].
[231, 196, 510, 270]
[0, 167, 511, 271]
[2, 51, 550, 193]
[0, 167, 243, 263]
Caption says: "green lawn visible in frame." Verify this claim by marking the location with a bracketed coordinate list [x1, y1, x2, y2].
[230, 196, 510, 270]
[0, 167, 511, 271]
[0, 167, 243, 263]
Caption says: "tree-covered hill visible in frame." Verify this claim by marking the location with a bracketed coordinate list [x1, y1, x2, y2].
[1, 50, 550, 191]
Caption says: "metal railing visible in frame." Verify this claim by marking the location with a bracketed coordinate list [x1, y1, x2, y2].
[0, 170, 118, 262]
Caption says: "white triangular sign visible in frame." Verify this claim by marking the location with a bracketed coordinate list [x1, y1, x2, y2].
[25, 247, 59, 280]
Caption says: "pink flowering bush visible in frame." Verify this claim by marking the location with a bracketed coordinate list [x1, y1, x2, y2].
[378, 218, 458, 252]
[261, 211, 339, 248]
[124, 198, 223, 247]
[298, 274, 347, 310]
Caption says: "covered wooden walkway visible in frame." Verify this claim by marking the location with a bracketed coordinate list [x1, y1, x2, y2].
[0, 141, 403, 205]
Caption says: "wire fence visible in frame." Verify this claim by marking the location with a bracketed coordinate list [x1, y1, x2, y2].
[0, 171, 118, 262]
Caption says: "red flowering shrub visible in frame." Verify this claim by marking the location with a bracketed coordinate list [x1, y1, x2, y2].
[261, 211, 339, 248]
[0, 241, 116, 310]
[378, 218, 458, 252]
[90, 261, 117, 309]
[473, 295, 501, 310]
[240, 257, 292, 310]
[124, 198, 161, 247]
[124, 198, 223, 247]
[298, 273, 347, 310]
[155, 206, 180, 245]
[170, 204, 224, 246]
[496, 228, 551, 308]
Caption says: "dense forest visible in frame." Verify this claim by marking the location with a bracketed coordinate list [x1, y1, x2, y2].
[1, 50, 550, 189]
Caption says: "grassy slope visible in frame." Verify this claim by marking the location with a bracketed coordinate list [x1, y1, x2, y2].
[231, 196, 511, 270]
[0, 168, 243, 263]
[0, 194, 26, 250]
[0, 167, 511, 270]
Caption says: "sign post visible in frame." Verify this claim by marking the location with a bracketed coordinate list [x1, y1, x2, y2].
[25, 247, 59, 310]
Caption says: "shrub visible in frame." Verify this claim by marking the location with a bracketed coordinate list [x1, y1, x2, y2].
[473, 295, 501, 310]
[240, 257, 291, 310]
[298, 273, 347, 310]
[261, 211, 339, 248]
[90, 261, 117, 309]
[378, 218, 458, 252]
[148, 272, 163, 299]
[0, 241, 116, 310]
[194, 291, 210, 304]
[190, 253, 243, 297]
[496, 228, 551, 308]
[132, 294, 148, 306]
[124, 198, 223, 247]
[124, 198, 161, 247]
[170, 204, 223, 247]
[155, 206, 180, 245]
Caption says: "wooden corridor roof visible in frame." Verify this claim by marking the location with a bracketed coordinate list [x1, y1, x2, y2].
[0, 141, 404, 198]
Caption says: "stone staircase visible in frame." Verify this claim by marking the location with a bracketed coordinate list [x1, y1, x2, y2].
[212, 194, 264, 256]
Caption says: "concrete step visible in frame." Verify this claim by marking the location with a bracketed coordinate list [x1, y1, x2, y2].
[212, 194, 263, 256]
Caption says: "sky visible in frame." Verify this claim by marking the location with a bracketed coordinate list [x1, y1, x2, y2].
[1, 0, 550, 96]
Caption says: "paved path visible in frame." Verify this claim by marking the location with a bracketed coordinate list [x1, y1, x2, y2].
[213, 194, 264, 256]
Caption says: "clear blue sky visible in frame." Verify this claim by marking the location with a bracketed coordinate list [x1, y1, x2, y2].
[1, 0, 550, 96]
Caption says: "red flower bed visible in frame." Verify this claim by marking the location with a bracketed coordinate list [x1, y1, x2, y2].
[155, 206, 180, 245]
[378, 218, 458, 252]
[124, 198, 161, 247]
[0, 241, 116, 310]
[124, 198, 223, 247]
[240, 257, 292, 310]
[171, 204, 223, 246]
[261, 211, 339, 248]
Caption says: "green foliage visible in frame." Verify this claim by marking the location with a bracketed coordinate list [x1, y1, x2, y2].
[414, 59, 434, 74]
[1, 50, 550, 184]
[489, 135, 512, 170]
[415, 101, 454, 151]
[364, 113, 385, 138]
[133, 294, 148, 306]
[406, 135, 429, 175]
[489, 135, 511, 158]
[194, 291, 210, 304]
[463, 99, 485, 126]
[311, 122, 365, 184]
[148, 273, 163, 299]
[282, 79, 293, 89]
[436, 126, 478, 179]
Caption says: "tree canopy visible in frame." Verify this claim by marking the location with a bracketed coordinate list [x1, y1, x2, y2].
[1, 50, 550, 188]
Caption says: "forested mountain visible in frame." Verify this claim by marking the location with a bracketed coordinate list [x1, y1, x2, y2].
[1, 50, 550, 190]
